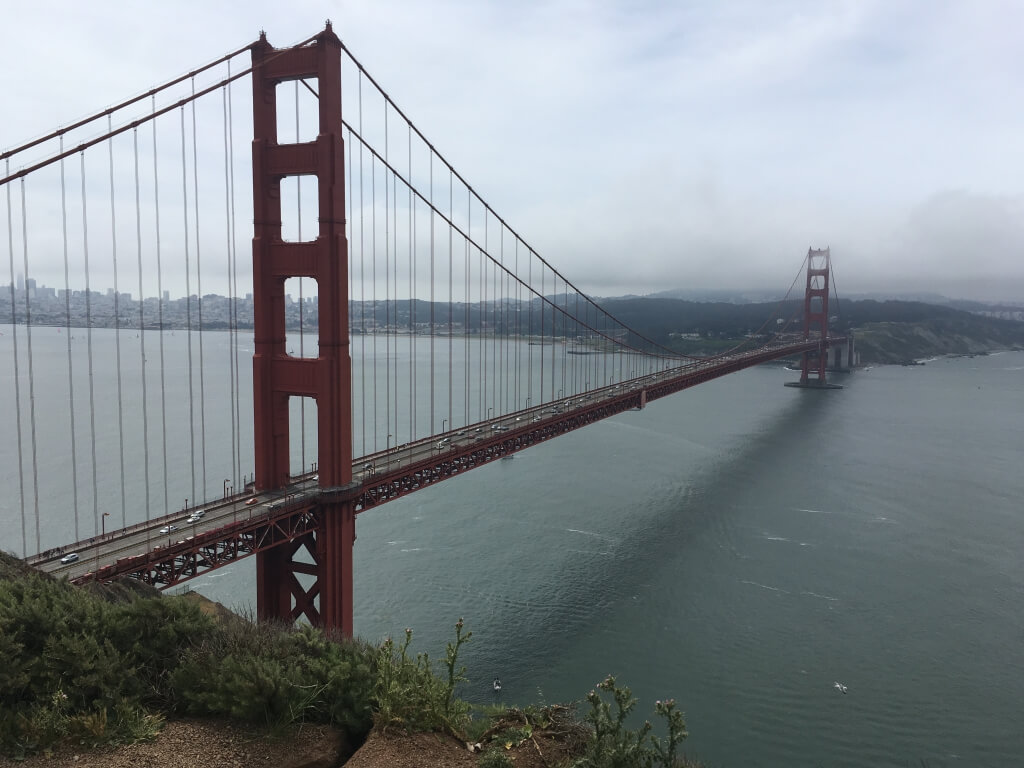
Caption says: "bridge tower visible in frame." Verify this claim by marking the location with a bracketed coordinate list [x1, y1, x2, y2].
[797, 247, 834, 387]
[251, 23, 356, 633]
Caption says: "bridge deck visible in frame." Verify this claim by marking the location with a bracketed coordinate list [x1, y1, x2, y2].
[35, 338, 836, 588]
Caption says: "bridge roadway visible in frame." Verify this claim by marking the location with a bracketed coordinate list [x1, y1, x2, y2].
[33, 338, 832, 588]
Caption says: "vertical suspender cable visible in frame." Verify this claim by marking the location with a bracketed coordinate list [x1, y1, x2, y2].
[393, 148, 399, 447]
[407, 124, 414, 443]
[6, 160, 28, 557]
[80, 153, 99, 535]
[465, 188, 471, 427]
[539, 261, 544, 405]
[429, 152, 434, 436]
[152, 99, 170, 515]
[573, 288, 580, 394]
[180, 106, 197, 504]
[514, 240, 519, 409]
[371, 126, 378, 453]
[561, 278, 567, 395]
[528, 250, 533, 404]
[191, 82, 208, 497]
[228, 70, 243, 486]
[447, 167, 453, 434]
[295, 81, 306, 473]
[550, 270, 556, 398]
[384, 103, 390, 455]
[108, 117, 128, 528]
[478, 212, 484, 421]
[133, 128, 152, 524]
[58, 140, 81, 540]
[359, 71, 367, 457]
[222, 85, 238, 491]
[20, 180, 42, 554]
[501, 226, 507, 415]
[348, 126, 356, 449]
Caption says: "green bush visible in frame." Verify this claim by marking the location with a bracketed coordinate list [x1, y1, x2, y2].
[479, 747, 515, 768]
[170, 620, 376, 741]
[574, 675, 689, 768]
[372, 618, 472, 737]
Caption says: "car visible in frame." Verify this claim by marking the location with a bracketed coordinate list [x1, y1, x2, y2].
[245, 497, 260, 506]
[60, 553, 79, 564]
[188, 510, 205, 521]
[159, 525, 177, 534]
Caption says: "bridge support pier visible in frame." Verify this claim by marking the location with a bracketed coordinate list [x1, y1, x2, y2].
[255, 501, 355, 632]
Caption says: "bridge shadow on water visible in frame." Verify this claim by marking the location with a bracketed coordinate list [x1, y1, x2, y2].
[445, 375, 838, 705]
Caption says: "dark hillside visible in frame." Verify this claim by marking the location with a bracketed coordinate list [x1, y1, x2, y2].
[596, 297, 1024, 362]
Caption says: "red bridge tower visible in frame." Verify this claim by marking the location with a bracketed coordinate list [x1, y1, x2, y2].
[787, 246, 843, 389]
[251, 24, 356, 633]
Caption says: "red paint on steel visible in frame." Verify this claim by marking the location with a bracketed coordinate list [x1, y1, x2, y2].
[251, 23, 355, 632]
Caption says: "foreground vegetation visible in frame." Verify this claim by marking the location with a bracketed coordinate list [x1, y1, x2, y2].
[0, 551, 703, 766]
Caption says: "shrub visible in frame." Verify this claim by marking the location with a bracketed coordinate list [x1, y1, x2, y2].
[574, 675, 689, 768]
[372, 617, 472, 737]
[170, 619, 376, 742]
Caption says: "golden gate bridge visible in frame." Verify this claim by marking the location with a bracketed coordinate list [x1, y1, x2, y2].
[1, 23, 846, 634]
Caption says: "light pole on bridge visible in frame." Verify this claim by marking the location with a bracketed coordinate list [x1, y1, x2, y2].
[101, 512, 110, 538]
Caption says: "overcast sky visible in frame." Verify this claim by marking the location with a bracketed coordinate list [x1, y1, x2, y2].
[2, 0, 1023, 302]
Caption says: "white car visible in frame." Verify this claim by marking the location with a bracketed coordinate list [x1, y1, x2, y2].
[159, 525, 177, 534]
[60, 553, 79, 564]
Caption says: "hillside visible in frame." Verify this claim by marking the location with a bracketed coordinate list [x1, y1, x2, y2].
[597, 297, 1024, 363]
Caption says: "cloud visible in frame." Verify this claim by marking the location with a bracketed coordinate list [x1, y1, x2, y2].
[3, 0, 1024, 302]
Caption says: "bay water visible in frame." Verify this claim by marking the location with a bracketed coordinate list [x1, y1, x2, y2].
[2, 324, 1021, 766]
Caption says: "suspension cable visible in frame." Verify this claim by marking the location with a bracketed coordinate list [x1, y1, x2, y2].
[180, 105, 197, 505]
[295, 81, 307, 475]
[151, 99, 170, 516]
[80, 152, 99, 536]
[21, 179, 42, 554]
[5, 159, 28, 557]
[134, 128, 152, 525]
[0, 43, 253, 164]
[222, 84, 238, 492]
[58, 139, 82, 540]
[191, 81, 209, 498]
[108, 116, 128, 529]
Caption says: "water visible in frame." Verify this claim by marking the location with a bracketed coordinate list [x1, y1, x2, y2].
[2, 326, 1022, 766]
